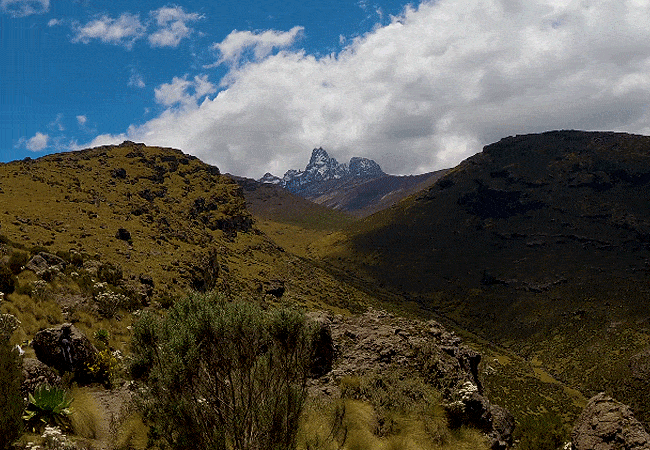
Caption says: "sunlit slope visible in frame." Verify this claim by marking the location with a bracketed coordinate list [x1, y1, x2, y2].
[0, 142, 372, 311]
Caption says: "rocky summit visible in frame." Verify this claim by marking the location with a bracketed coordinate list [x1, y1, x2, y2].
[255, 147, 445, 217]
[259, 147, 385, 195]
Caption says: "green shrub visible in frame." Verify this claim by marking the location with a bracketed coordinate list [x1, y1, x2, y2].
[94, 328, 110, 347]
[23, 384, 74, 433]
[86, 349, 120, 387]
[15, 282, 33, 296]
[8, 251, 29, 274]
[0, 263, 16, 294]
[516, 412, 567, 450]
[131, 292, 317, 450]
[0, 326, 23, 449]
[97, 262, 123, 285]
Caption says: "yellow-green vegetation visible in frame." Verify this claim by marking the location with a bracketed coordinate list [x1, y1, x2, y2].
[69, 388, 103, 440]
[298, 371, 489, 450]
[0, 142, 369, 310]
[0, 318, 23, 449]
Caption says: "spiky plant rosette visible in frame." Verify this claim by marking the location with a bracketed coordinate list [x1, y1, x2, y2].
[23, 384, 74, 433]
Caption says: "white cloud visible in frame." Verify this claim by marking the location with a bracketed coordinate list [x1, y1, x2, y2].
[1, 0, 48, 17]
[128, 70, 146, 88]
[84, 0, 650, 178]
[47, 18, 62, 27]
[154, 75, 216, 107]
[148, 6, 203, 48]
[77, 115, 87, 126]
[212, 26, 304, 66]
[72, 13, 145, 48]
[49, 113, 64, 132]
[21, 132, 49, 152]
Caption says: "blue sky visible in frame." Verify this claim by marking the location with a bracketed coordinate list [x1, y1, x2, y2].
[3, 0, 650, 177]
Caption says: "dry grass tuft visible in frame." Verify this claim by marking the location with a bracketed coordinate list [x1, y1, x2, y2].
[70, 388, 104, 440]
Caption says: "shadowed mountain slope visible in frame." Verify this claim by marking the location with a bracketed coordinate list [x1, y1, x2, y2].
[304, 170, 448, 217]
[317, 130, 650, 425]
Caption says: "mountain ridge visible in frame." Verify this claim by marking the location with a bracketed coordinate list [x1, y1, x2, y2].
[259, 147, 385, 194]
[259, 147, 447, 217]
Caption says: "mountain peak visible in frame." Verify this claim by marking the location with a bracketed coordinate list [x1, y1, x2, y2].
[259, 148, 385, 193]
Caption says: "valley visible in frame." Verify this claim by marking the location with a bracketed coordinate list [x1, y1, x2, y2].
[2, 132, 650, 449]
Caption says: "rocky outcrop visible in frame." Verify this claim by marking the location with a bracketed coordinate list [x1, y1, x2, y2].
[32, 323, 98, 381]
[22, 358, 61, 395]
[308, 308, 514, 449]
[26, 252, 66, 277]
[572, 392, 650, 450]
[259, 148, 385, 195]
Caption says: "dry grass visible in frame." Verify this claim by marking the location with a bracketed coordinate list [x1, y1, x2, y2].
[298, 398, 489, 450]
[70, 387, 104, 440]
[112, 413, 149, 450]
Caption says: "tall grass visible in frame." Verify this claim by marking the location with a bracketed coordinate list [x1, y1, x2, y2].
[69, 388, 104, 440]
[297, 371, 490, 450]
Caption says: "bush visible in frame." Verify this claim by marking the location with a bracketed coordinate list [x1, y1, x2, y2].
[131, 292, 317, 450]
[0, 263, 16, 294]
[86, 349, 120, 387]
[23, 384, 74, 433]
[0, 325, 23, 449]
[516, 412, 567, 450]
[97, 262, 123, 285]
[8, 251, 29, 274]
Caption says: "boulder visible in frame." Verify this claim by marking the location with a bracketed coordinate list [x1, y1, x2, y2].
[115, 228, 131, 241]
[445, 381, 515, 450]
[260, 279, 286, 298]
[307, 308, 514, 447]
[22, 358, 61, 396]
[572, 392, 650, 450]
[26, 252, 66, 277]
[32, 323, 98, 381]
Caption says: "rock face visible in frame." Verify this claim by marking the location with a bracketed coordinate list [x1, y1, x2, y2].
[26, 252, 66, 277]
[32, 323, 98, 380]
[260, 148, 385, 195]
[22, 358, 61, 395]
[308, 308, 514, 449]
[572, 392, 650, 450]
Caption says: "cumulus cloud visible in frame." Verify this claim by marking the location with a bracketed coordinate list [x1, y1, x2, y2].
[72, 13, 145, 48]
[20, 132, 49, 151]
[77, 115, 87, 126]
[212, 26, 304, 66]
[1, 0, 48, 17]
[154, 74, 216, 107]
[148, 6, 203, 48]
[83, 0, 650, 178]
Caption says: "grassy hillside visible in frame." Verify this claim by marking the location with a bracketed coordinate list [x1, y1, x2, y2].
[0, 142, 380, 352]
[0, 142, 514, 450]
[314, 130, 650, 425]
[232, 176, 357, 256]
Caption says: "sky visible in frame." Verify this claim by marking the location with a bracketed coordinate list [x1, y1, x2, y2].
[2, 0, 650, 178]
